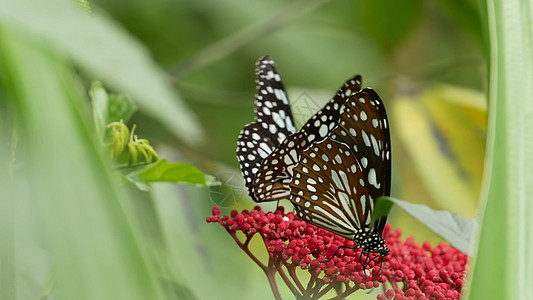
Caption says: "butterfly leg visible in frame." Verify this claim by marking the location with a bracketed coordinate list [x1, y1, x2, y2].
[321, 245, 357, 263]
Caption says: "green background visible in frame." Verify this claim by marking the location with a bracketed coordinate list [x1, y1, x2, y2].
[1, 0, 509, 299]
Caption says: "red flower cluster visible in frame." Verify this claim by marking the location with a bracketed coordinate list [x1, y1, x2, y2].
[206, 206, 468, 300]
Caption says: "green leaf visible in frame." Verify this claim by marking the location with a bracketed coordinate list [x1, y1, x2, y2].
[465, 0, 533, 299]
[90, 82, 136, 145]
[0, 0, 204, 146]
[129, 160, 208, 186]
[373, 197, 478, 256]
[107, 93, 137, 124]
[0, 25, 165, 300]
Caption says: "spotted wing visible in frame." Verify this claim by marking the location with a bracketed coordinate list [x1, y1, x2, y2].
[237, 56, 296, 201]
[328, 88, 391, 233]
[290, 140, 371, 239]
[253, 55, 297, 143]
[251, 75, 363, 202]
[300, 75, 362, 144]
[236, 123, 277, 197]
[252, 132, 307, 201]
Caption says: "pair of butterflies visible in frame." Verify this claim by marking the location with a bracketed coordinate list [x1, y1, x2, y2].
[236, 56, 391, 257]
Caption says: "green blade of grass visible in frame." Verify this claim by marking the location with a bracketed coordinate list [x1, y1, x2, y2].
[466, 0, 533, 298]
[0, 0, 203, 146]
[0, 27, 165, 299]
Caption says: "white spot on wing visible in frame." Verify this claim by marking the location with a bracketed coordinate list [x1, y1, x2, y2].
[360, 110, 367, 121]
[368, 168, 381, 189]
[361, 157, 368, 168]
[319, 124, 328, 137]
[370, 134, 380, 156]
[331, 170, 343, 190]
[361, 130, 370, 147]
[275, 89, 289, 104]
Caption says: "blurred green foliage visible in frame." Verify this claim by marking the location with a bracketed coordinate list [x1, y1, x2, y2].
[0, 0, 491, 299]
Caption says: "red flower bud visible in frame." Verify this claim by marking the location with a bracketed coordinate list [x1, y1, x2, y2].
[207, 207, 467, 300]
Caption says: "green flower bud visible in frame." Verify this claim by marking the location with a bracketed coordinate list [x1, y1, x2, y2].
[107, 120, 129, 157]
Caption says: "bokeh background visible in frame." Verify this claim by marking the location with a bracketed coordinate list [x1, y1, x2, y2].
[95, 0, 485, 298]
[1, 0, 487, 299]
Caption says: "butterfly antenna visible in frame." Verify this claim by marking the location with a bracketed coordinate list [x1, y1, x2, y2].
[320, 245, 357, 263]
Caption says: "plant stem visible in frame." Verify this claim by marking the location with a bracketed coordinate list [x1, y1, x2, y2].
[285, 263, 309, 298]
[316, 282, 335, 299]
[226, 230, 267, 269]
[275, 258, 300, 297]
[264, 267, 282, 300]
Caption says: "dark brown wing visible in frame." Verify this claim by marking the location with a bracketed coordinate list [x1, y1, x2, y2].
[290, 140, 371, 239]
[251, 75, 363, 202]
[329, 88, 391, 233]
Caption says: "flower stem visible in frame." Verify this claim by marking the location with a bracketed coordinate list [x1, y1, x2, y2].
[285, 263, 309, 298]
[264, 268, 282, 300]
[275, 258, 301, 297]
[226, 230, 266, 269]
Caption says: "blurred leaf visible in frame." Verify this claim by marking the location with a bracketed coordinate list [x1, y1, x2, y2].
[466, 0, 533, 299]
[390, 86, 480, 217]
[75, 0, 91, 13]
[0, 0, 204, 146]
[373, 197, 478, 255]
[108, 93, 137, 123]
[90, 82, 136, 144]
[150, 183, 288, 300]
[128, 160, 208, 186]
[0, 25, 165, 299]
[89, 81, 109, 141]
[356, 0, 424, 50]
[422, 84, 486, 195]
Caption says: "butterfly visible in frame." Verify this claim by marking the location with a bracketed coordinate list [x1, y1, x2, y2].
[237, 56, 392, 260]
[289, 88, 391, 258]
[237, 56, 363, 202]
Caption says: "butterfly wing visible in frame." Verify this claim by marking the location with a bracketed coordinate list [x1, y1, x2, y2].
[329, 88, 391, 233]
[251, 75, 363, 202]
[290, 140, 370, 239]
[252, 56, 297, 143]
[301, 75, 362, 144]
[237, 56, 296, 201]
[236, 123, 277, 193]
[290, 88, 391, 238]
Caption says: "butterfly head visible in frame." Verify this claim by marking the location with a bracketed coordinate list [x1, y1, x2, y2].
[355, 229, 390, 256]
